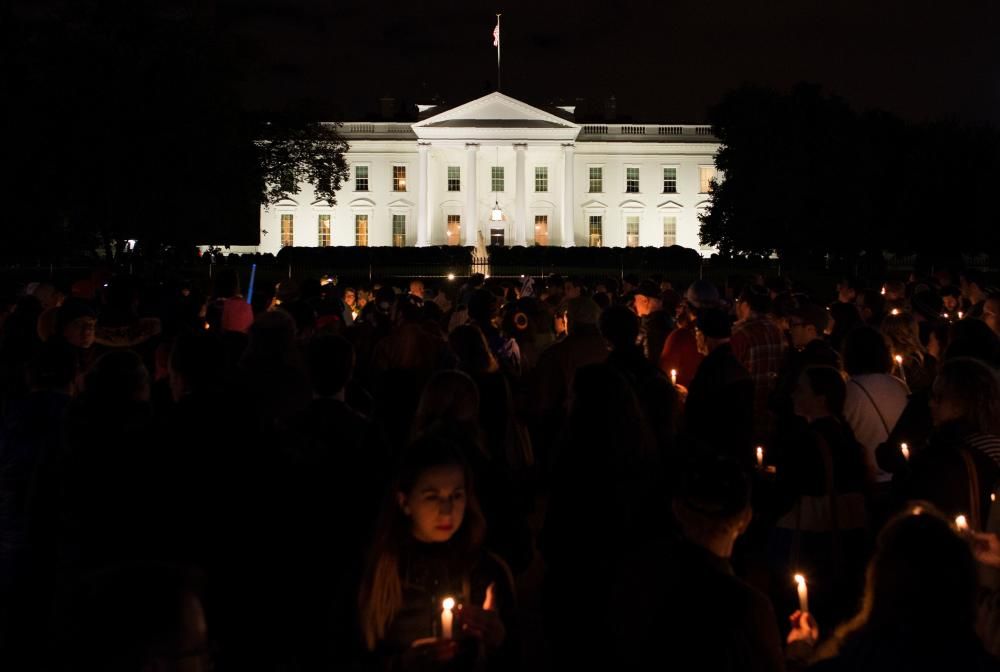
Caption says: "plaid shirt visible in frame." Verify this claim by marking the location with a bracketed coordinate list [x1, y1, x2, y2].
[730, 316, 786, 437]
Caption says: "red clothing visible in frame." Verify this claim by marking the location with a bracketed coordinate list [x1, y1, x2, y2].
[221, 297, 254, 334]
[659, 325, 703, 388]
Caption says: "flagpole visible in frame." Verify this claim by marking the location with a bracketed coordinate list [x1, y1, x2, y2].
[496, 13, 501, 92]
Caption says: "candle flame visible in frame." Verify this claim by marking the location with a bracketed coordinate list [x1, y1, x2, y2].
[992, 493, 997, 503]
[794, 573, 806, 586]
[895, 354, 903, 364]
[912, 505, 924, 515]
[900, 443, 910, 460]
[958, 311, 964, 319]
[442, 597, 455, 610]
[890, 308, 901, 316]
[955, 515, 969, 531]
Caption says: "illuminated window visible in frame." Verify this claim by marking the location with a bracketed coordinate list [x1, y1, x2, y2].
[699, 166, 717, 193]
[317, 214, 330, 247]
[280, 214, 293, 247]
[355, 214, 368, 246]
[626, 215, 640, 247]
[588, 215, 602, 247]
[392, 165, 407, 192]
[588, 166, 603, 192]
[625, 167, 640, 193]
[534, 215, 548, 246]
[663, 215, 677, 247]
[447, 166, 461, 191]
[662, 167, 677, 193]
[534, 166, 548, 192]
[392, 214, 406, 247]
[447, 215, 461, 246]
[491, 166, 505, 192]
[355, 165, 369, 191]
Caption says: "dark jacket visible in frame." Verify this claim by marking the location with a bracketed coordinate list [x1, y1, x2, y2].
[683, 342, 754, 462]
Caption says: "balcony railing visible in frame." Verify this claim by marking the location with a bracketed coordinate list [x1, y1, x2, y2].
[578, 124, 716, 140]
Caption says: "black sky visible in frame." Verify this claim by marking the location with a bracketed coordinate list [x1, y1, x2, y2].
[224, 0, 1000, 124]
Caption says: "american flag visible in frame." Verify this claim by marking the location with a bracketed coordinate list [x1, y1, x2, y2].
[493, 22, 500, 47]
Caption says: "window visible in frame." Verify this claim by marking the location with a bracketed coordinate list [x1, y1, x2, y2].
[392, 165, 407, 192]
[663, 215, 677, 247]
[355, 214, 368, 246]
[534, 166, 548, 192]
[625, 167, 640, 193]
[392, 214, 406, 247]
[588, 215, 603, 247]
[447, 215, 461, 246]
[662, 167, 677, 193]
[626, 215, 640, 247]
[355, 165, 369, 191]
[490, 227, 504, 246]
[699, 166, 717, 193]
[534, 215, 549, 246]
[318, 214, 331, 247]
[280, 214, 293, 247]
[447, 166, 461, 192]
[588, 166, 603, 193]
[491, 166, 505, 192]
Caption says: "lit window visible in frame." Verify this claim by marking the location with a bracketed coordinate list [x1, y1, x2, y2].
[318, 214, 331, 247]
[588, 215, 603, 247]
[447, 166, 461, 192]
[625, 167, 640, 193]
[392, 214, 406, 247]
[447, 215, 461, 246]
[663, 215, 677, 247]
[355, 214, 368, 246]
[534, 166, 548, 192]
[355, 165, 369, 191]
[392, 165, 407, 192]
[699, 166, 717, 193]
[491, 166, 505, 192]
[663, 167, 677, 193]
[626, 215, 640, 247]
[534, 215, 548, 246]
[280, 214, 293, 247]
[588, 166, 603, 193]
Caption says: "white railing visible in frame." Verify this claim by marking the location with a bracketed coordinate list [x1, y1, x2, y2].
[340, 123, 415, 135]
[579, 124, 716, 139]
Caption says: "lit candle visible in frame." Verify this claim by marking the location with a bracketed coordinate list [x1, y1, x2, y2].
[992, 493, 996, 503]
[880, 286, 886, 296]
[670, 369, 678, 386]
[794, 574, 809, 614]
[441, 597, 455, 639]
[900, 443, 910, 461]
[955, 515, 969, 532]
[943, 312, 950, 319]
[894, 354, 907, 384]
[890, 308, 901, 316]
[958, 311, 965, 319]
[756, 446, 764, 469]
[483, 583, 495, 610]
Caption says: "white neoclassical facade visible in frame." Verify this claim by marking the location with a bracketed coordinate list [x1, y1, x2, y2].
[233, 92, 721, 254]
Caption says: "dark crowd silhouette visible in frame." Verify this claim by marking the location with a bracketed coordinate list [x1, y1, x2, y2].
[2, 266, 1000, 671]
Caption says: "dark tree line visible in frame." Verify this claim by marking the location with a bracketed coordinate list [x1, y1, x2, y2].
[700, 84, 1000, 270]
[4, 1, 348, 260]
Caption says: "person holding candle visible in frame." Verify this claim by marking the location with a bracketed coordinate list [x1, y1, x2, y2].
[613, 456, 818, 670]
[881, 311, 936, 393]
[810, 505, 994, 670]
[658, 280, 719, 388]
[357, 434, 514, 670]
[905, 357, 1000, 531]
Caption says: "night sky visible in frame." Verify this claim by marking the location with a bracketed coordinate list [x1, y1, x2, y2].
[227, 0, 1000, 125]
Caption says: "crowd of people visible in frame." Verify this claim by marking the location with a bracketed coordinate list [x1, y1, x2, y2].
[1, 264, 1000, 671]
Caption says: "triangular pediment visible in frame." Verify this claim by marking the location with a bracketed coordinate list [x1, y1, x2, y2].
[413, 92, 578, 130]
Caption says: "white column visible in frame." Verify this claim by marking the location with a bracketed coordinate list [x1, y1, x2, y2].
[561, 143, 575, 247]
[514, 143, 528, 246]
[416, 142, 430, 246]
[464, 143, 479, 245]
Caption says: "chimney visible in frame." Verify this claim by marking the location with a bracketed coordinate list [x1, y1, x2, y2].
[379, 96, 397, 120]
[604, 95, 617, 122]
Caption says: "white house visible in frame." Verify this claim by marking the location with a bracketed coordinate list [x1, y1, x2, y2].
[228, 92, 721, 254]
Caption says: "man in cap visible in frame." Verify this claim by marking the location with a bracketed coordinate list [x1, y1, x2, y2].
[731, 285, 785, 440]
[633, 280, 675, 368]
[659, 280, 720, 388]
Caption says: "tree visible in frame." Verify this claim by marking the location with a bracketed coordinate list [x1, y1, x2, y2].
[256, 121, 350, 207]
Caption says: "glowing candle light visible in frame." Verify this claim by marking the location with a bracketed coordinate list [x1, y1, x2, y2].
[880, 286, 886, 296]
[992, 493, 996, 503]
[756, 446, 764, 468]
[958, 311, 965, 320]
[794, 574, 809, 614]
[890, 308, 901, 316]
[441, 597, 455, 639]
[955, 515, 969, 532]
[483, 583, 495, 610]
[894, 354, 907, 384]
[900, 443, 910, 461]
[670, 369, 678, 386]
[943, 312, 950, 319]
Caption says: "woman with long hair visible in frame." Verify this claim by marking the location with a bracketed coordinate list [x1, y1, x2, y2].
[358, 434, 515, 670]
[811, 505, 991, 670]
[881, 311, 935, 393]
